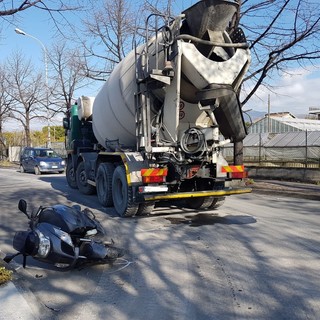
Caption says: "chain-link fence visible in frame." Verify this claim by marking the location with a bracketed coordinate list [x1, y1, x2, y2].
[3, 132, 320, 168]
[222, 131, 320, 168]
[5, 142, 66, 162]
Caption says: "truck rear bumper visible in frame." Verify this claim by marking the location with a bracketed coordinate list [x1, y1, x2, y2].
[143, 187, 252, 201]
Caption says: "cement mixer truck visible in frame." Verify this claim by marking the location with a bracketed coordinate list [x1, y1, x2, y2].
[63, 0, 252, 217]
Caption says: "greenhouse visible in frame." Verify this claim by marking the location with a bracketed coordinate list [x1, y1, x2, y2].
[222, 131, 320, 168]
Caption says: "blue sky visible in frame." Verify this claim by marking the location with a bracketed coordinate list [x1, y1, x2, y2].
[1, 1, 192, 97]
[1, 1, 192, 74]
[1, 6, 55, 67]
[1, 0, 319, 130]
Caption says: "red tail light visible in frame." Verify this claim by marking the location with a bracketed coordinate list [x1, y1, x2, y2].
[231, 171, 248, 179]
[141, 168, 168, 184]
[222, 165, 247, 179]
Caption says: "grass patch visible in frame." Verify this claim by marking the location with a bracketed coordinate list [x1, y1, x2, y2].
[245, 178, 255, 185]
[0, 160, 11, 166]
[0, 266, 12, 285]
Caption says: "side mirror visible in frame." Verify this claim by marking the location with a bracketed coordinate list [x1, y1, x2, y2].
[18, 199, 28, 215]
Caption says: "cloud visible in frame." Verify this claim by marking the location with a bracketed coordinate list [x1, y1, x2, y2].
[245, 67, 320, 116]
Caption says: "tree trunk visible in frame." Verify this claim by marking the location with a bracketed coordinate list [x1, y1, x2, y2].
[233, 140, 243, 165]
[25, 116, 32, 146]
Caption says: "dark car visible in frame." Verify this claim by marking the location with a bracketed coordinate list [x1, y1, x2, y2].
[20, 147, 65, 175]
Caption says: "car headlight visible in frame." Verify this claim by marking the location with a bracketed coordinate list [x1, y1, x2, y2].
[39, 161, 48, 167]
[35, 230, 50, 257]
[54, 228, 73, 247]
[61, 160, 66, 166]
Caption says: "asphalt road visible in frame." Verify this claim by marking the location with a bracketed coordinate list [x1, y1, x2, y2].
[0, 168, 319, 320]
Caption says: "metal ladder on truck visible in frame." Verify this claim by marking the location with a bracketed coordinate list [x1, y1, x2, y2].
[134, 13, 175, 154]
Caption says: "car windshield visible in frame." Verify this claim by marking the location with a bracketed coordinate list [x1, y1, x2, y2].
[35, 150, 60, 158]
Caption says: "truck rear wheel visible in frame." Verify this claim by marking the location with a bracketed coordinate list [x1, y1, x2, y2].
[96, 163, 114, 207]
[112, 166, 138, 217]
[76, 161, 96, 195]
[185, 197, 215, 210]
[136, 202, 155, 216]
[185, 196, 226, 210]
[208, 197, 225, 209]
[66, 158, 77, 189]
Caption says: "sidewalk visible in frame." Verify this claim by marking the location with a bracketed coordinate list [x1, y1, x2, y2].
[0, 253, 44, 320]
[0, 281, 38, 320]
[250, 179, 320, 201]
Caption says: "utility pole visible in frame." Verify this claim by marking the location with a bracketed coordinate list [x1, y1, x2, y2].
[267, 94, 271, 133]
[15, 28, 51, 148]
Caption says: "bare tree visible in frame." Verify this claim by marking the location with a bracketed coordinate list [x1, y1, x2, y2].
[80, 0, 139, 81]
[48, 41, 89, 113]
[234, 0, 320, 105]
[76, 0, 175, 81]
[0, 1, 82, 37]
[0, 65, 14, 151]
[0, 66, 13, 133]
[143, 0, 173, 16]
[5, 52, 47, 146]
[0, 1, 79, 17]
[0, 1, 46, 16]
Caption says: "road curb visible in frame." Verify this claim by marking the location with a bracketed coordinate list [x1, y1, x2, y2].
[0, 253, 53, 320]
[250, 180, 320, 201]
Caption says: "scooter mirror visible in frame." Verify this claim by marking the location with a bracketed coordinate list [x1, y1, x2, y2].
[18, 199, 28, 215]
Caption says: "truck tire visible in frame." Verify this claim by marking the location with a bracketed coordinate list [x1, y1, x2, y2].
[136, 202, 155, 216]
[76, 161, 96, 195]
[112, 165, 138, 217]
[66, 158, 77, 189]
[96, 163, 114, 207]
[185, 196, 226, 210]
[208, 197, 225, 209]
[185, 197, 215, 210]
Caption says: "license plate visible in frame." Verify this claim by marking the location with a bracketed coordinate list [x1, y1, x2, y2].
[52, 166, 58, 169]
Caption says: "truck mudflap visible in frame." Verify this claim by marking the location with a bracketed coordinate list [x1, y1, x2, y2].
[143, 187, 252, 201]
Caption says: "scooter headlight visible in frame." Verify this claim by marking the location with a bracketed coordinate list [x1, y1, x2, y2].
[35, 230, 50, 258]
[54, 228, 73, 247]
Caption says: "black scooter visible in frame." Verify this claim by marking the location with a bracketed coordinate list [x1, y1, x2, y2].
[5, 199, 123, 269]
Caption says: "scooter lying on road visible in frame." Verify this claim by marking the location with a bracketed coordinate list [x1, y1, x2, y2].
[5, 199, 124, 269]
